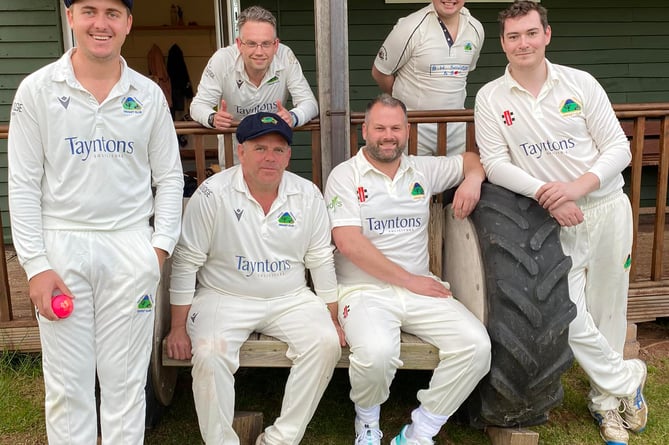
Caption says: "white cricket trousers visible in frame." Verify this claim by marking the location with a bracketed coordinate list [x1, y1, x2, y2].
[38, 228, 161, 445]
[560, 191, 643, 411]
[187, 288, 341, 445]
[339, 283, 491, 416]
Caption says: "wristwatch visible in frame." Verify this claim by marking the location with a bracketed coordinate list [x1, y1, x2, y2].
[207, 112, 216, 127]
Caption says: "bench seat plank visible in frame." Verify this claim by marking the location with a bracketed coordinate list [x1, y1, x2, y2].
[162, 332, 440, 370]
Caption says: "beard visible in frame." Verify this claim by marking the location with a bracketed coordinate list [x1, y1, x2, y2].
[365, 138, 406, 163]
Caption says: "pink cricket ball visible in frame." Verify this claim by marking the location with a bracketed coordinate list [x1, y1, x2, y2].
[52, 294, 74, 319]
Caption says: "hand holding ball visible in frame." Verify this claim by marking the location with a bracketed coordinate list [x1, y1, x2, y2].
[52, 294, 73, 319]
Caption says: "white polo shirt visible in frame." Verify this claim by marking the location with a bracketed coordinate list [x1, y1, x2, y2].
[170, 165, 337, 305]
[374, 5, 484, 155]
[8, 49, 185, 279]
[475, 60, 631, 200]
[324, 149, 463, 286]
[190, 44, 319, 158]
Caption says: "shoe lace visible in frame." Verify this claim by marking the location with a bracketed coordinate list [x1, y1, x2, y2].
[355, 426, 383, 444]
[601, 409, 626, 428]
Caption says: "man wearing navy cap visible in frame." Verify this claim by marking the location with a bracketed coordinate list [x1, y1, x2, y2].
[8, 0, 183, 444]
[166, 112, 344, 445]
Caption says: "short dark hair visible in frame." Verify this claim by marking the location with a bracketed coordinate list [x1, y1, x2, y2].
[237, 6, 277, 35]
[498, 1, 548, 36]
[364, 94, 408, 125]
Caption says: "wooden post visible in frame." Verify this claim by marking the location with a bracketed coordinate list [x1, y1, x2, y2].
[233, 411, 263, 445]
[624, 322, 640, 359]
[486, 426, 539, 445]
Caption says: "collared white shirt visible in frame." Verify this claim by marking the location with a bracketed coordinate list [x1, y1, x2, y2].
[190, 43, 318, 158]
[324, 149, 463, 286]
[475, 60, 631, 199]
[8, 49, 184, 278]
[374, 4, 483, 113]
[170, 165, 337, 305]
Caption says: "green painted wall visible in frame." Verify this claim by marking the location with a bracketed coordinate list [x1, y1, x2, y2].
[1, 0, 64, 242]
[1, 0, 667, 242]
[349, 0, 669, 110]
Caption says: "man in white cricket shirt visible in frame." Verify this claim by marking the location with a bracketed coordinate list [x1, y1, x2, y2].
[474, 2, 647, 445]
[7, 1, 184, 444]
[190, 5, 318, 166]
[372, 0, 484, 156]
[166, 112, 344, 445]
[325, 94, 491, 445]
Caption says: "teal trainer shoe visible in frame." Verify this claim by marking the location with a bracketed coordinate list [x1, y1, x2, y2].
[389, 425, 434, 445]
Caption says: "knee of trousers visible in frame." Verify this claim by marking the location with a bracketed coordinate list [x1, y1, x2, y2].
[441, 327, 492, 380]
[348, 339, 401, 385]
[295, 328, 342, 369]
[191, 337, 238, 375]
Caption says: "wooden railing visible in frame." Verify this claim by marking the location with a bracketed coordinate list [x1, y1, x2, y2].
[1, 103, 668, 330]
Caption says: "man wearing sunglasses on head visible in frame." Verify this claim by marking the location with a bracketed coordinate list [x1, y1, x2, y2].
[190, 5, 318, 166]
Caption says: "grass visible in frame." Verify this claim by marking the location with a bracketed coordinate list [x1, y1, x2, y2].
[2, 321, 668, 445]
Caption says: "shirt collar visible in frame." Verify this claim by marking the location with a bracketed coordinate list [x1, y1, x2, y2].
[503, 59, 559, 93]
[353, 147, 413, 179]
[52, 48, 135, 93]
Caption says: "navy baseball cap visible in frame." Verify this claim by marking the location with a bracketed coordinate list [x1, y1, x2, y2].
[64, 0, 133, 10]
[236, 112, 293, 145]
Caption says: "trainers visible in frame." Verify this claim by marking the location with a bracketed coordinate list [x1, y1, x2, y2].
[389, 425, 434, 445]
[621, 359, 648, 433]
[591, 409, 629, 445]
[255, 433, 265, 445]
[354, 420, 382, 445]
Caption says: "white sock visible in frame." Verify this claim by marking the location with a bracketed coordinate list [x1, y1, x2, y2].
[406, 405, 448, 440]
[355, 404, 381, 427]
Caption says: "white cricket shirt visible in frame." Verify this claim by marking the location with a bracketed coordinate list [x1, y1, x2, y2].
[170, 166, 337, 305]
[324, 149, 463, 286]
[374, 5, 484, 154]
[8, 49, 184, 279]
[190, 43, 318, 155]
[475, 61, 631, 199]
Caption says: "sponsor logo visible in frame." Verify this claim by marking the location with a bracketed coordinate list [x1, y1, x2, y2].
[234, 208, 244, 221]
[464, 41, 473, 52]
[343, 305, 350, 319]
[236, 255, 291, 277]
[66, 136, 135, 161]
[262, 116, 278, 125]
[236, 79, 244, 88]
[12, 102, 24, 113]
[357, 187, 368, 203]
[520, 138, 575, 159]
[137, 294, 153, 312]
[377, 46, 388, 61]
[205, 67, 215, 78]
[366, 216, 422, 235]
[266, 75, 279, 85]
[58, 96, 70, 109]
[236, 103, 277, 115]
[327, 196, 343, 211]
[190, 312, 199, 323]
[278, 211, 296, 226]
[624, 254, 632, 270]
[560, 98, 583, 116]
[429, 64, 469, 77]
[502, 110, 515, 126]
[122, 97, 143, 114]
[410, 182, 425, 199]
